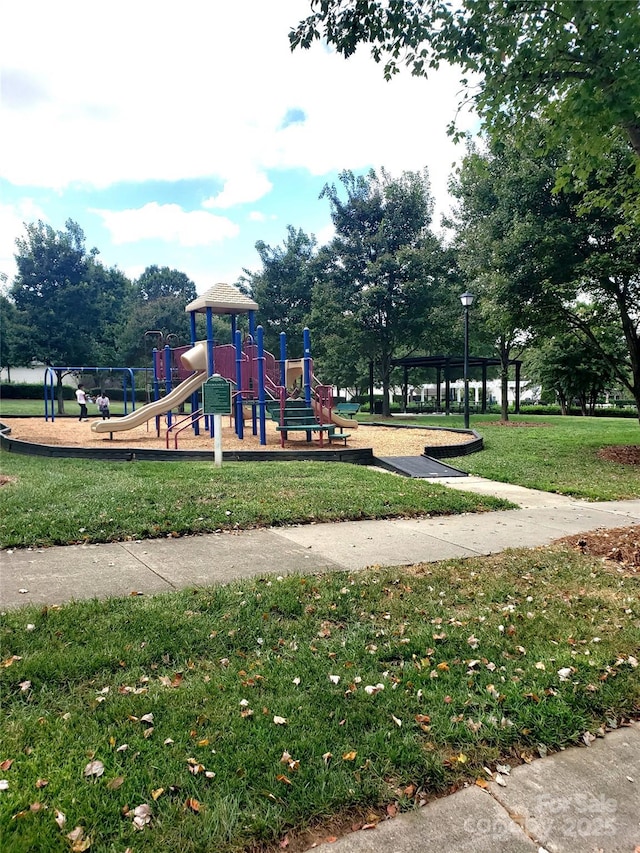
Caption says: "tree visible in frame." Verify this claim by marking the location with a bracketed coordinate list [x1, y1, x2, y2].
[136, 265, 197, 303]
[449, 131, 640, 422]
[0, 295, 30, 381]
[240, 227, 318, 357]
[10, 219, 133, 412]
[119, 267, 201, 366]
[448, 133, 577, 420]
[291, 1, 640, 220]
[317, 168, 450, 415]
[525, 314, 624, 415]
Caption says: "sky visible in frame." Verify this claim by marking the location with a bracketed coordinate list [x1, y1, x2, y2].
[0, 0, 477, 295]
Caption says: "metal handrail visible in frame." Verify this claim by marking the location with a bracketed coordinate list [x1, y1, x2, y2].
[165, 408, 204, 449]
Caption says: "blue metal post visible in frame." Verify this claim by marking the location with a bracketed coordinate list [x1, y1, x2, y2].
[248, 310, 255, 339]
[257, 325, 266, 445]
[44, 368, 55, 421]
[206, 307, 215, 437]
[303, 327, 312, 405]
[235, 329, 244, 439]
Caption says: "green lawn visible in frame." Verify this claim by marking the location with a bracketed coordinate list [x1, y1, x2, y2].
[392, 413, 640, 501]
[0, 456, 510, 549]
[1, 548, 638, 852]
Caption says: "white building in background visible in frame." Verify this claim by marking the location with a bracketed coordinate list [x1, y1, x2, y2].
[412, 378, 540, 407]
[1, 365, 79, 386]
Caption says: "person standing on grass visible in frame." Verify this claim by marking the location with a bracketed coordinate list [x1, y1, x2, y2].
[96, 391, 111, 420]
[75, 384, 89, 421]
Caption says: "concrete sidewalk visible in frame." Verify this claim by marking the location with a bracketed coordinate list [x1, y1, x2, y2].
[1, 477, 639, 852]
[2, 477, 639, 609]
[316, 723, 640, 853]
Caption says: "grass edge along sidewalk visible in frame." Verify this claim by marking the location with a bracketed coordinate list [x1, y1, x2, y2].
[0, 456, 512, 550]
[1, 545, 638, 852]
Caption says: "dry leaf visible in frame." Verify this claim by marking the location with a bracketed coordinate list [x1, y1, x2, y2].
[276, 773, 292, 785]
[342, 750, 357, 761]
[475, 778, 488, 789]
[55, 810, 66, 829]
[273, 716, 287, 725]
[151, 787, 164, 800]
[0, 759, 13, 771]
[106, 776, 124, 791]
[140, 713, 154, 724]
[83, 760, 104, 779]
[184, 797, 201, 813]
[131, 803, 152, 830]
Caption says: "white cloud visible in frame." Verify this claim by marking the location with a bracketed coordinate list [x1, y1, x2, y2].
[92, 203, 239, 247]
[0, 0, 474, 213]
[248, 211, 267, 222]
[203, 172, 273, 209]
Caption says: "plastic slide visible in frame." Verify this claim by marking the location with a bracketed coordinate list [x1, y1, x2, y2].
[312, 398, 358, 431]
[91, 370, 208, 434]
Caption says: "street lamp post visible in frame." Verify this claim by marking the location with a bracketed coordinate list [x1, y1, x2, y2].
[460, 291, 474, 429]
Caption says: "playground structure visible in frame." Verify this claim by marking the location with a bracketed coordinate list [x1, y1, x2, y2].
[83, 283, 356, 447]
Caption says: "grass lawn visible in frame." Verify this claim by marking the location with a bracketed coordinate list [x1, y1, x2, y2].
[1, 547, 638, 852]
[0, 455, 510, 549]
[391, 413, 640, 501]
[0, 399, 137, 418]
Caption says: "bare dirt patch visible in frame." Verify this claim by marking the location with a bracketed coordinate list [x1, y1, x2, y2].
[554, 525, 640, 576]
[1, 416, 474, 458]
[597, 445, 640, 466]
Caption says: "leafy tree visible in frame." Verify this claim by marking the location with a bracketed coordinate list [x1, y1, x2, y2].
[0, 295, 30, 381]
[10, 220, 133, 412]
[240, 227, 318, 357]
[525, 314, 624, 414]
[136, 265, 197, 302]
[317, 168, 451, 415]
[119, 267, 202, 366]
[449, 131, 640, 423]
[291, 1, 640, 220]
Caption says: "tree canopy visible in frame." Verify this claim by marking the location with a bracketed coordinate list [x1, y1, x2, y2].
[291, 1, 640, 219]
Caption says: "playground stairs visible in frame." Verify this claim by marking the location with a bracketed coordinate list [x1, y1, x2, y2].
[273, 398, 348, 446]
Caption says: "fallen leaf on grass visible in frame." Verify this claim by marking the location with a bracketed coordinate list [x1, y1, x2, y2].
[106, 776, 124, 791]
[55, 810, 66, 829]
[273, 716, 287, 725]
[35, 778, 48, 788]
[130, 803, 152, 830]
[276, 774, 292, 785]
[151, 787, 164, 801]
[83, 760, 104, 779]
[0, 759, 14, 771]
[67, 826, 92, 851]
[342, 751, 357, 761]
[184, 797, 201, 813]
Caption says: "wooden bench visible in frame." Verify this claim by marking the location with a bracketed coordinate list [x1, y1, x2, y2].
[335, 402, 360, 418]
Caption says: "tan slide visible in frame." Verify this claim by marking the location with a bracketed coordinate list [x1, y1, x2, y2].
[92, 342, 209, 434]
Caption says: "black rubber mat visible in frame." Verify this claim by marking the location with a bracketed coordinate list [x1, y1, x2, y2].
[375, 455, 469, 478]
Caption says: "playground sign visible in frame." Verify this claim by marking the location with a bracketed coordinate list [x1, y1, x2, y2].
[203, 375, 231, 415]
[202, 375, 231, 468]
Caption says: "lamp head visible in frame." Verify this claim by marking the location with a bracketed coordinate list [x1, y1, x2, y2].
[460, 291, 474, 308]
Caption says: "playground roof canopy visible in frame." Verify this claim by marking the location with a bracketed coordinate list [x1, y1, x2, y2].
[185, 282, 258, 315]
